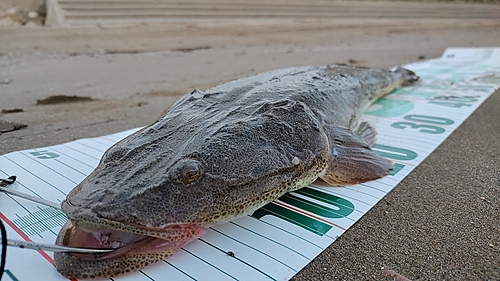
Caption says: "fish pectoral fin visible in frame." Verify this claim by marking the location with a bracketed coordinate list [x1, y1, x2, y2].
[321, 126, 392, 186]
[354, 121, 377, 146]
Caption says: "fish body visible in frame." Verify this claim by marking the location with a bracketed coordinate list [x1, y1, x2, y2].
[55, 64, 418, 278]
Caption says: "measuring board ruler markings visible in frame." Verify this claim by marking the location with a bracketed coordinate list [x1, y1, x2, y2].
[0, 48, 499, 281]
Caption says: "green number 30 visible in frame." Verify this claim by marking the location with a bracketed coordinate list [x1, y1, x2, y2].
[390, 115, 454, 134]
[391, 122, 445, 134]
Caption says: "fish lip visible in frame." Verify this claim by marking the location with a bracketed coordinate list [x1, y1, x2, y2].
[54, 221, 208, 279]
[56, 218, 208, 261]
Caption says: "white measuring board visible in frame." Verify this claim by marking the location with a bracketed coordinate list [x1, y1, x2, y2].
[0, 48, 499, 281]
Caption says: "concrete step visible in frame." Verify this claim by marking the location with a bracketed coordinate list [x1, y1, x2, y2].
[46, 0, 500, 26]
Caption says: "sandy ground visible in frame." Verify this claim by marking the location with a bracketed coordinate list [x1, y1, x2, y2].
[0, 3, 499, 280]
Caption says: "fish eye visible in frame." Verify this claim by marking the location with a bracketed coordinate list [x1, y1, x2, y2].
[169, 159, 203, 185]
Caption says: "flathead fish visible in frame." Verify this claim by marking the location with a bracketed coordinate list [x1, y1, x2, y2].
[55, 64, 418, 278]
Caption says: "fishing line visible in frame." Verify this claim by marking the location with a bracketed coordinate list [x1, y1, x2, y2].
[0, 218, 7, 281]
[0, 176, 16, 281]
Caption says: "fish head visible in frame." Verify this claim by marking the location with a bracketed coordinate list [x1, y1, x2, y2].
[55, 98, 329, 278]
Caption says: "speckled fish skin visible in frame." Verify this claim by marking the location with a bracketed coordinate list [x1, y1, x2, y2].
[55, 64, 418, 278]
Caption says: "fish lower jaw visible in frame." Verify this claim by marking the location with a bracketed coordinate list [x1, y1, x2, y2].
[55, 248, 178, 279]
[54, 220, 207, 279]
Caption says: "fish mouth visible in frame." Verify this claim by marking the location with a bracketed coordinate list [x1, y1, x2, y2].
[54, 220, 207, 279]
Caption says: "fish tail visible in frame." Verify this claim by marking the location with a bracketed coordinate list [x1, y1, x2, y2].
[391, 66, 419, 86]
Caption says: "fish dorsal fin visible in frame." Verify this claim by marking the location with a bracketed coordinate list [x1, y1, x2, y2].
[321, 125, 392, 186]
[354, 121, 377, 146]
